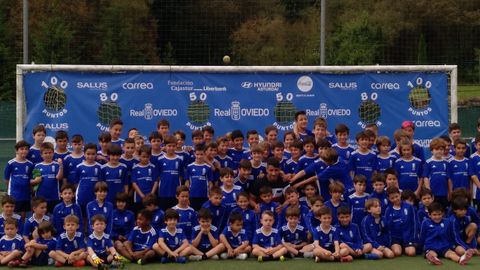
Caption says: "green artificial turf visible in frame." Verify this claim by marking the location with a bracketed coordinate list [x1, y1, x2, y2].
[16, 256, 480, 270]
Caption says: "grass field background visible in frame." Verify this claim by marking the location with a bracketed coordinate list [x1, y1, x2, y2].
[15, 256, 480, 270]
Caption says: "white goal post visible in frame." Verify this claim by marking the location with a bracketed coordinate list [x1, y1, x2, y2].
[16, 64, 457, 141]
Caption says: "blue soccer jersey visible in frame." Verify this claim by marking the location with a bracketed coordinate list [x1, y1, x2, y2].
[27, 146, 42, 165]
[252, 228, 281, 248]
[119, 156, 138, 185]
[277, 204, 309, 228]
[449, 214, 478, 249]
[368, 191, 389, 215]
[36, 237, 57, 257]
[422, 158, 449, 197]
[384, 202, 417, 245]
[349, 150, 377, 191]
[202, 201, 227, 231]
[0, 214, 23, 238]
[128, 226, 157, 251]
[52, 202, 83, 235]
[131, 163, 158, 203]
[56, 232, 85, 253]
[151, 208, 165, 233]
[348, 193, 370, 226]
[86, 200, 113, 234]
[418, 218, 455, 253]
[394, 157, 422, 192]
[312, 225, 339, 250]
[282, 159, 298, 175]
[112, 209, 135, 239]
[360, 214, 391, 248]
[234, 175, 254, 193]
[157, 155, 184, 198]
[304, 210, 320, 233]
[304, 159, 328, 198]
[296, 155, 317, 173]
[23, 215, 50, 238]
[172, 206, 197, 241]
[111, 138, 125, 148]
[63, 154, 84, 185]
[191, 225, 219, 251]
[280, 224, 308, 245]
[34, 161, 61, 201]
[54, 150, 70, 162]
[317, 160, 354, 197]
[186, 163, 213, 198]
[96, 150, 109, 165]
[4, 158, 34, 202]
[227, 148, 247, 170]
[101, 163, 128, 204]
[448, 157, 474, 191]
[215, 155, 235, 170]
[87, 233, 113, 256]
[230, 207, 256, 241]
[336, 223, 363, 250]
[221, 227, 248, 248]
[159, 227, 186, 250]
[222, 185, 243, 213]
[376, 154, 397, 173]
[417, 205, 429, 224]
[324, 200, 349, 226]
[251, 163, 267, 181]
[258, 201, 280, 228]
[0, 234, 25, 251]
[470, 152, 480, 200]
[75, 162, 102, 206]
[332, 143, 355, 163]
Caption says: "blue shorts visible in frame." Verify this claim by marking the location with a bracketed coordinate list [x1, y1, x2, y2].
[322, 245, 335, 253]
[31, 253, 49, 266]
[391, 237, 415, 247]
[425, 246, 454, 258]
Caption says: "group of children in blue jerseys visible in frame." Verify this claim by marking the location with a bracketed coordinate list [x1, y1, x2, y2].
[3, 111, 480, 267]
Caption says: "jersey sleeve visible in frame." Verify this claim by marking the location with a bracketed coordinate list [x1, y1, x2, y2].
[3, 162, 12, 180]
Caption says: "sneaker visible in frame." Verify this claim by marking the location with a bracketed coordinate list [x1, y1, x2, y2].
[257, 256, 263, 262]
[55, 261, 64, 267]
[8, 259, 21, 268]
[459, 249, 474, 265]
[235, 253, 248, 260]
[211, 255, 219, 260]
[188, 255, 203, 261]
[279, 256, 285, 262]
[175, 256, 186, 264]
[48, 258, 55, 266]
[117, 255, 130, 264]
[220, 253, 229, 260]
[426, 251, 442, 265]
[340, 255, 353, 263]
[160, 257, 169, 264]
[73, 260, 85, 267]
[303, 252, 314, 259]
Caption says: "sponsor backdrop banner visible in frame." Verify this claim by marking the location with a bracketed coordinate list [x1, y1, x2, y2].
[23, 71, 447, 147]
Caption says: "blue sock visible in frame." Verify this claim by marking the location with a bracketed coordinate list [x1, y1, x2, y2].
[364, 253, 380, 260]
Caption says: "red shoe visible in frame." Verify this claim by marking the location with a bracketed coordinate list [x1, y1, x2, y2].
[55, 261, 64, 267]
[73, 260, 86, 267]
[340, 255, 353, 263]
